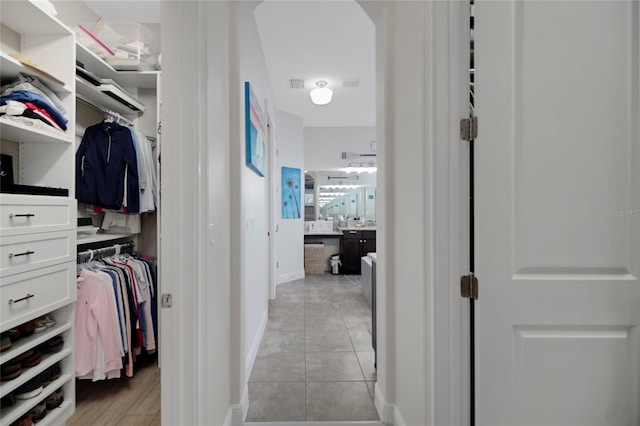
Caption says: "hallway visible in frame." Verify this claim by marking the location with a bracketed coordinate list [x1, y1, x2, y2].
[246, 274, 378, 422]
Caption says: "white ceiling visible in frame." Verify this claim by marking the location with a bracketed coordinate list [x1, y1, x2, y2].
[253, 0, 375, 127]
[82, 0, 375, 129]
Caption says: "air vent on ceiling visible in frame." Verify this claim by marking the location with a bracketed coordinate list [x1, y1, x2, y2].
[342, 79, 360, 88]
[289, 79, 305, 89]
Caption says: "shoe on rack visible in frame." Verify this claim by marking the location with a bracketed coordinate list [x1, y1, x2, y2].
[21, 350, 42, 368]
[34, 315, 55, 334]
[18, 320, 36, 337]
[29, 399, 47, 422]
[12, 349, 34, 365]
[1, 362, 22, 381]
[15, 376, 43, 400]
[1, 335, 12, 352]
[39, 335, 63, 354]
[39, 363, 61, 387]
[10, 412, 32, 426]
[39, 335, 64, 353]
[1, 393, 17, 408]
[45, 387, 64, 410]
[6, 328, 21, 342]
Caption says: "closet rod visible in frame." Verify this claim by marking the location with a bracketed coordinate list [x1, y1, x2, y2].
[104, 109, 134, 126]
[76, 96, 135, 126]
[77, 240, 135, 263]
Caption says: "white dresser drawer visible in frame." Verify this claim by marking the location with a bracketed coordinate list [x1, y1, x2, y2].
[0, 261, 76, 330]
[0, 231, 76, 278]
[0, 194, 74, 236]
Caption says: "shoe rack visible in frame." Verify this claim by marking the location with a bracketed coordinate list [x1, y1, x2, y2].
[0, 0, 76, 424]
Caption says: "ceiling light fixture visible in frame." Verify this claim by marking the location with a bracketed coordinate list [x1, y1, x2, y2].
[310, 81, 333, 105]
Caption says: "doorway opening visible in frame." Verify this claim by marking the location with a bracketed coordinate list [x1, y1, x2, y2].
[244, 0, 381, 423]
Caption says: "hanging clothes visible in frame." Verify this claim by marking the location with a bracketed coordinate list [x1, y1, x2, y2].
[76, 121, 140, 212]
[75, 269, 124, 378]
[132, 129, 157, 213]
[75, 251, 158, 381]
[75, 119, 157, 218]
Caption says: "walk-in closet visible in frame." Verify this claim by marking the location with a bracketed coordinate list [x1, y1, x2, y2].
[0, 1, 161, 424]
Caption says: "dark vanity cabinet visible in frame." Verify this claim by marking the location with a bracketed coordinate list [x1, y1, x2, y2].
[341, 229, 376, 274]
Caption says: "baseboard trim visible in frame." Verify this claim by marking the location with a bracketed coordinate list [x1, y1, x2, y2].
[374, 383, 395, 425]
[393, 406, 406, 426]
[223, 407, 232, 426]
[227, 386, 249, 426]
[278, 270, 305, 284]
[245, 309, 268, 379]
[246, 422, 384, 426]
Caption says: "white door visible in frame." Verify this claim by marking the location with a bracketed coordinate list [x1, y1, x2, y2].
[475, 1, 639, 425]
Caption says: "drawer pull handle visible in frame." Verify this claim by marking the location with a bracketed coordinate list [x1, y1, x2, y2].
[9, 294, 34, 304]
[349, 231, 358, 234]
[9, 213, 35, 218]
[9, 251, 35, 258]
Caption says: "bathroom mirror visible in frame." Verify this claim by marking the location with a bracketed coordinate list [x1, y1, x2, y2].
[305, 171, 376, 222]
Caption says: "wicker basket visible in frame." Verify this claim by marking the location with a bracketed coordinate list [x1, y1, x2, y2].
[304, 244, 326, 275]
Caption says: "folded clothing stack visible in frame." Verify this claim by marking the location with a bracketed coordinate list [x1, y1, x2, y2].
[0, 73, 68, 133]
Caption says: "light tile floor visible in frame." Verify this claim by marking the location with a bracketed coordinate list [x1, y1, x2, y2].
[246, 274, 379, 422]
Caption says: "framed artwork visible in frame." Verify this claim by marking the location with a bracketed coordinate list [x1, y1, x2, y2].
[282, 166, 301, 219]
[245, 81, 266, 176]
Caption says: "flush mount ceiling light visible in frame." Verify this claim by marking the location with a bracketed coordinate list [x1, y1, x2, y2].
[310, 81, 333, 105]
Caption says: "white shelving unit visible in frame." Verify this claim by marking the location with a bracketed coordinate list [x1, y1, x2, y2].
[76, 77, 145, 115]
[76, 43, 159, 89]
[0, 1, 76, 424]
[0, 118, 73, 145]
[74, 36, 160, 255]
[0, 52, 73, 94]
[76, 232, 136, 246]
[1, 2, 160, 422]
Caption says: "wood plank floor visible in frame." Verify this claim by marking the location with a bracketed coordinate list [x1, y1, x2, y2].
[67, 357, 160, 426]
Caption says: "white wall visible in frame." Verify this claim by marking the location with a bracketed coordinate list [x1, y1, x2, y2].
[275, 110, 305, 284]
[161, 2, 232, 425]
[304, 126, 376, 171]
[373, 2, 470, 425]
[355, 2, 470, 425]
[239, 2, 274, 383]
[51, 0, 99, 26]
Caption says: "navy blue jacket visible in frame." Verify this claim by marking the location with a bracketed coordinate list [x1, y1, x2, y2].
[76, 121, 140, 212]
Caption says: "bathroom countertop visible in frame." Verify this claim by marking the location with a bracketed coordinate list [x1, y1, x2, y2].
[304, 231, 343, 236]
[338, 227, 377, 232]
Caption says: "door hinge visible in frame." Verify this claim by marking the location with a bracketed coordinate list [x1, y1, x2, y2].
[460, 116, 478, 141]
[161, 293, 173, 308]
[460, 274, 478, 299]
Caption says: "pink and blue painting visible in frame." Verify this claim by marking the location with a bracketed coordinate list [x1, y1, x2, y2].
[282, 166, 301, 219]
[245, 81, 266, 176]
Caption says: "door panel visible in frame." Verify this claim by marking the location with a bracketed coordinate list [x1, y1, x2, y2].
[475, 1, 639, 425]
[514, 326, 634, 425]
